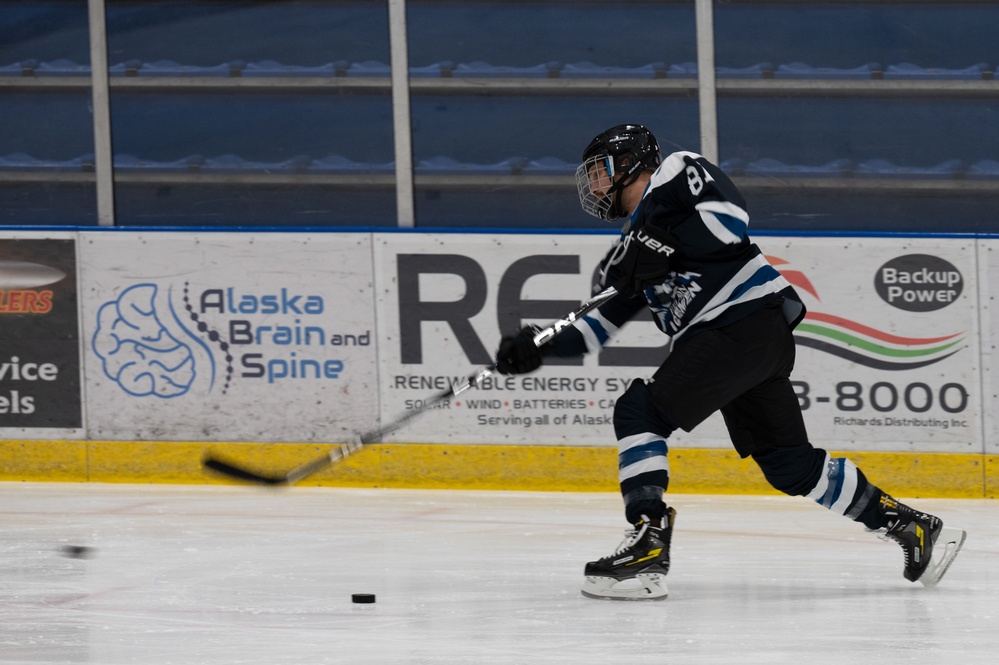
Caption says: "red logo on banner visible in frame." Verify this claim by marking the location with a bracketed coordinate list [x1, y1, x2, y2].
[0, 290, 54, 314]
[768, 255, 964, 370]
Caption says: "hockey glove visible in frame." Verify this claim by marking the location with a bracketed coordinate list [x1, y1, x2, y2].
[495, 325, 544, 375]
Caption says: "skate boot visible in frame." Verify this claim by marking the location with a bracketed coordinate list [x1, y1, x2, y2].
[875, 494, 966, 587]
[581, 507, 675, 601]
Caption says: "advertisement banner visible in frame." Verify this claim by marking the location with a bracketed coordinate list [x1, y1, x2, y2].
[79, 233, 378, 442]
[374, 233, 982, 453]
[0, 234, 83, 438]
[768, 236, 980, 453]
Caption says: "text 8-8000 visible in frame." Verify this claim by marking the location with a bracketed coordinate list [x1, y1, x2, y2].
[792, 381, 969, 414]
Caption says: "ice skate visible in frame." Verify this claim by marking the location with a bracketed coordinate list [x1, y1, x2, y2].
[875, 495, 966, 587]
[581, 508, 675, 601]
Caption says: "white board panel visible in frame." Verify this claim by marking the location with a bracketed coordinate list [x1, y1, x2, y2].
[79, 232, 378, 442]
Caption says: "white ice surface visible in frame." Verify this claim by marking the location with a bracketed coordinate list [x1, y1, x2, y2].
[0, 483, 995, 664]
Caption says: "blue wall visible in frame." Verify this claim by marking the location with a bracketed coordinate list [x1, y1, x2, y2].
[1, 1, 997, 231]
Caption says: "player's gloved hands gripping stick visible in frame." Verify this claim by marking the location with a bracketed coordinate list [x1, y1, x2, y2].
[496, 325, 546, 375]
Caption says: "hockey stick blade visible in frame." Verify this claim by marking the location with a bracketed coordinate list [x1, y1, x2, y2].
[203, 456, 289, 485]
[201, 383, 462, 486]
[202, 286, 618, 486]
[203, 439, 364, 486]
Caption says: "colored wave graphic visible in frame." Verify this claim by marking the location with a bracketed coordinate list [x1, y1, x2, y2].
[794, 311, 964, 370]
[765, 255, 964, 370]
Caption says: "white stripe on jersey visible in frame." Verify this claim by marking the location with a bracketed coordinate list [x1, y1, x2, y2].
[573, 309, 619, 354]
[696, 199, 750, 224]
[698, 209, 744, 245]
[668, 253, 791, 343]
[696, 200, 750, 245]
[693, 277, 790, 327]
[645, 150, 702, 193]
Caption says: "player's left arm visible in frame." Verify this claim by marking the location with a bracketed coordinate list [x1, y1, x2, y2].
[535, 235, 651, 359]
[544, 286, 645, 358]
[495, 284, 642, 372]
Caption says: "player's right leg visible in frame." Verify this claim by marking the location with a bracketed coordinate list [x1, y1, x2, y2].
[580, 316, 782, 601]
[581, 378, 676, 600]
[582, 508, 676, 601]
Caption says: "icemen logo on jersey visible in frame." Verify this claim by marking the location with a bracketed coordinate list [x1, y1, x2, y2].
[646, 271, 702, 333]
[666, 273, 703, 332]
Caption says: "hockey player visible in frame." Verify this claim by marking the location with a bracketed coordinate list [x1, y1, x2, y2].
[494, 124, 966, 601]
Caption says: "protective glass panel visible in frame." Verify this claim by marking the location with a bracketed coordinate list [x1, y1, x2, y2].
[713, 1, 999, 233]
[406, 1, 698, 229]
[105, 0, 396, 227]
[0, 0, 98, 225]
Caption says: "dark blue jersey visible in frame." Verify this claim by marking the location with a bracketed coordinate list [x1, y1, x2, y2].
[550, 151, 804, 358]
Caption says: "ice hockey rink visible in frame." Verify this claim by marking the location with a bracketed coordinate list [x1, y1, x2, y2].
[1, 482, 995, 665]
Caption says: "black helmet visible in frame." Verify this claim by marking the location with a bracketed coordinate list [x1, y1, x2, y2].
[582, 124, 662, 174]
[577, 124, 662, 221]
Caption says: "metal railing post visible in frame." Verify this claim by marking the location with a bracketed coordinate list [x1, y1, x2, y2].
[388, 0, 415, 227]
[87, 0, 115, 226]
[695, 0, 719, 163]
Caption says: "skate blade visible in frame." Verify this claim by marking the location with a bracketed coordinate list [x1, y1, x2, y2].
[581, 573, 668, 601]
[920, 526, 967, 588]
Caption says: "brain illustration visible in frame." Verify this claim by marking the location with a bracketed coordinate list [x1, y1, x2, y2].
[92, 284, 197, 397]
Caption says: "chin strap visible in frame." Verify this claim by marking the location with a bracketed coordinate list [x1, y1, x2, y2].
[604, 169, 644, 221]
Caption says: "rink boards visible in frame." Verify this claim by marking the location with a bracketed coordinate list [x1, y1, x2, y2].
[1, 229, 997, 497]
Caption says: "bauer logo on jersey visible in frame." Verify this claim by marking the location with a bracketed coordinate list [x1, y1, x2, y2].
[873, 254, 963, 312]
[634, 228, 676, 256]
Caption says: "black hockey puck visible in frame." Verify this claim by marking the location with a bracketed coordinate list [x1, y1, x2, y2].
[61, 545, 94, 559]
[351, 593, 376, 604]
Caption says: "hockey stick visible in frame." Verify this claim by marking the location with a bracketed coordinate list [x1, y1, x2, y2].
[203, 285, 619, 486]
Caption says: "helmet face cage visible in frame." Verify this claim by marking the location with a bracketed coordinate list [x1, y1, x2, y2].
[575, 154, 617, 221]
[576, 124, 662, 222]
